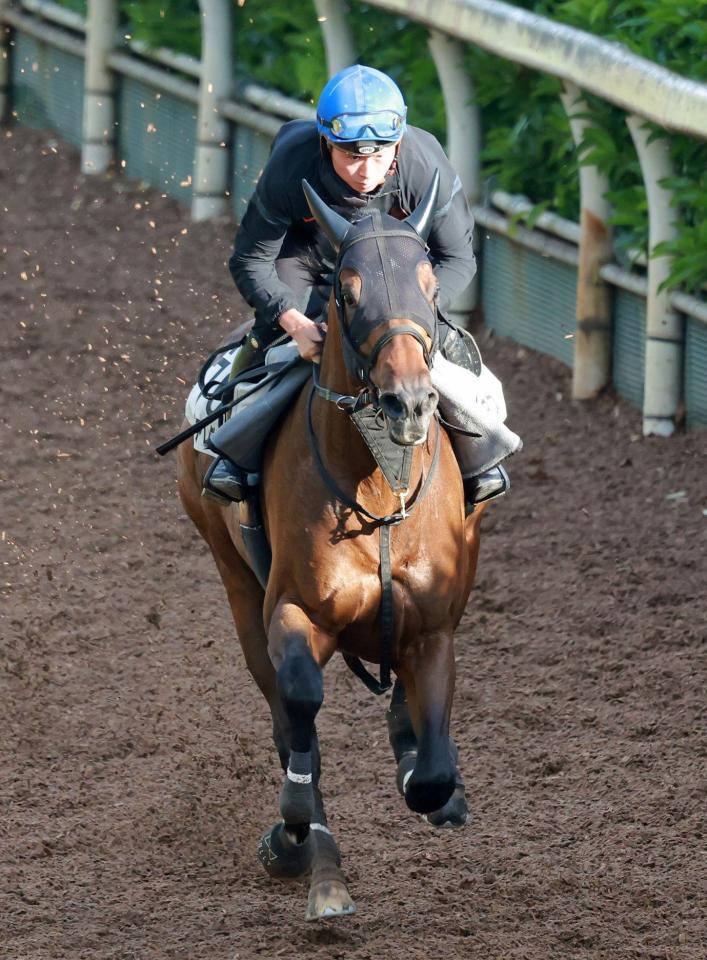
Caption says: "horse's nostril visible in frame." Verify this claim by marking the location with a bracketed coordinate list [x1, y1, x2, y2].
[414, 390, 438, 418]
[380, 392, 407, 420]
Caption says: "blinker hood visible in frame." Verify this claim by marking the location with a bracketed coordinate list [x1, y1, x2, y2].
[302, 174, 441, 379]
[336, 213, 437, 350]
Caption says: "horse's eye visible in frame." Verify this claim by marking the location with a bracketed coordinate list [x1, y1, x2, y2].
[342, 289, 357, 307]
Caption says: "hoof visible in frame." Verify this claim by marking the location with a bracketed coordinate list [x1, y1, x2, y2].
[305, 880, 356, 921]
[423, 784, 470, 828]
[404, 775, 455, 815]
[258, 822, 313, 879]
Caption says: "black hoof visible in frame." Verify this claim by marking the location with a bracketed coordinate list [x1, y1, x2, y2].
[258, 822, 313, 879]
[404, 775, 455, 815]
[423, 784, 470, 828]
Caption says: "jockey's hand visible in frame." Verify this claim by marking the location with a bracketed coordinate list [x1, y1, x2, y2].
[279, 308, 325, 363]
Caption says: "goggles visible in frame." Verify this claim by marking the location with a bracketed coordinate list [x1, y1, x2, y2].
[320, 109, 405, 142]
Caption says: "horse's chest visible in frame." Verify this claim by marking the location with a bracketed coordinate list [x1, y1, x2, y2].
[306, 538, 454, 637]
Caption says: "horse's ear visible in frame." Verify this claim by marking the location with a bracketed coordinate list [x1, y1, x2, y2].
[404, 169, 440, 242]
[302, 179, 349, 252]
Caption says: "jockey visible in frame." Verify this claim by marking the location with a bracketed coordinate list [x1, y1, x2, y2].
[207, 64, 512, 510]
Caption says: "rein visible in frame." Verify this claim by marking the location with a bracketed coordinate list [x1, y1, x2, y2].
[311, 362, 375, 413]
[307, 382, 441, 695]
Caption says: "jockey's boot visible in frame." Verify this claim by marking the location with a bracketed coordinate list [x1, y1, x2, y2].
[202, 457, 248, 505]
[463, 464, 509, 515]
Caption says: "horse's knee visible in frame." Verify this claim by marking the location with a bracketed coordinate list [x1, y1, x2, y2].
[276, 645, 323, 743]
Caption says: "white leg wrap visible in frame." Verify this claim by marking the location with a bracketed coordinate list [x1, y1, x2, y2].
[287, 768, 313, 785]
[309, 822, 332, 836]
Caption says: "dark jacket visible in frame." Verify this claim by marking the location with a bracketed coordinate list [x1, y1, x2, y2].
[229, 120, 476, 336]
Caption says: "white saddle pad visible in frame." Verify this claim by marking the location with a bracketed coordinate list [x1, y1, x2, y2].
[431, 354, 522, 476]
[185, 348, 238, 455]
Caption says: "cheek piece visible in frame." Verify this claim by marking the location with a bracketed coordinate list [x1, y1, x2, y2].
[334, 210, 439, 382]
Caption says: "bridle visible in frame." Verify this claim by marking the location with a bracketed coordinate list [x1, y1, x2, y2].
[312, 219, 439, 415]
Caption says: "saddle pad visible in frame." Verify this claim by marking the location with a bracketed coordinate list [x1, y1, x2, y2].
[185, 342, 301, 456]
[185, 348, 238, 455]
[431, 354, 522, 476]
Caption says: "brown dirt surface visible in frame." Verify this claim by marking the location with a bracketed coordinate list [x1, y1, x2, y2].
[1, 126, 705, 960]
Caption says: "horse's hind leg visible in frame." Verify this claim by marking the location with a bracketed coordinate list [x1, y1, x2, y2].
[387, 677, 418, 792]
[396, 630, 461, 816]
[387, 677, 468, 828]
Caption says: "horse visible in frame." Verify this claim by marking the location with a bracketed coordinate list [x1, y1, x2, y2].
[176, 173, 488, 920]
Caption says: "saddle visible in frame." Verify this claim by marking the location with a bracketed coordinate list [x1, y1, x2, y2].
[185, 341, 311, 473]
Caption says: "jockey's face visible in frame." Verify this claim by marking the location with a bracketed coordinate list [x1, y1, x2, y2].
[329, 143, 398, 194]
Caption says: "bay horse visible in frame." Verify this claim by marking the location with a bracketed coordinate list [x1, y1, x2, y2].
[177, 173, 488, 920]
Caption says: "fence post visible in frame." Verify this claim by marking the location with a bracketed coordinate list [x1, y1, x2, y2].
[192, 0, 232, 221]
[560, 82, 613, 399]
[82, 0, 118, 173]
[626, 115, 682, 437]
[427, 30, 480, 316]
[314, 0, 356, 77]
[0, 0, 10, 123]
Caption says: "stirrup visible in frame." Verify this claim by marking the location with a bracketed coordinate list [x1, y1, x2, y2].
[202, 457, 247, 505]
[464, 464, 509, 514]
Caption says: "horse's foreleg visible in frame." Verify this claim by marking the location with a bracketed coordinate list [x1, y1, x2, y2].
[267, 602, 323, 841]
[305, 740, 356, 921]
[397, 631, 457, 815]
[387, 676, 468, 827]
[257, 601, 321, 882]
[266, 602, 355, 919]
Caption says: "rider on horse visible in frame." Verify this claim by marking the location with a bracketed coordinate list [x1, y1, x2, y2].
[207, 64, 512, 510]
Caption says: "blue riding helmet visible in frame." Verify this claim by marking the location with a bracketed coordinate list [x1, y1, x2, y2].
[317, 65, 407, 153]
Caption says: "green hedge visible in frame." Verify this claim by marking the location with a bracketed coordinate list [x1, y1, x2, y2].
[53, 0, 706, 293]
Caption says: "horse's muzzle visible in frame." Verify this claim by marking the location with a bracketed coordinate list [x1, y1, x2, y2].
[379, 384, 439, 446]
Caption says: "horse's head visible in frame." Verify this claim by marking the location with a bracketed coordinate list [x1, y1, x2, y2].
[303, 174, 441, 446]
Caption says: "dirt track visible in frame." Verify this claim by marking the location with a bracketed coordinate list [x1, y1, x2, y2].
[1, 126, 705, 960]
